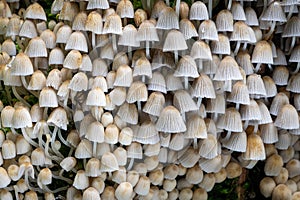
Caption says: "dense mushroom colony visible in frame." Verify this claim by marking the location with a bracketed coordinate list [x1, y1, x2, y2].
[0, 0, 300, 199]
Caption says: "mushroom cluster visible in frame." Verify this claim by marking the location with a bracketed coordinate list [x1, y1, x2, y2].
[0, 0, 300, 199]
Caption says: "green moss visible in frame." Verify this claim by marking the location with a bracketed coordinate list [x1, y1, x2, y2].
[208, 178, 238, 200]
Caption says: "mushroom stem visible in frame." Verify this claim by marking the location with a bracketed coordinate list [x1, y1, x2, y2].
[254, 63, 261, 72]
[38, 127, 45, 149]
[91, 32, 96, 49]
[253, 124, 258, 134]
[127, 158, 135, 170]
[181, 112, 186, 122]
[287, 36, 296, 55]
[51, 126, 58, 144]
[12, 86, 31, 107]
[112, 34, 117, 54]
[4, 86, 12, 105]
[79, 1, 87, 11]
[197, 97, 202, 107]
[24, 167, 43, 193]
[213, 112, 219, 122]
[234, 41, 241, 55]
[235, 103, 240, 110]
[264, 97, 270, 106]
[52, 141, 64, 158]
[13, 185, 19, 200]
[184, 77, 189, 89]
[243, 120, 249, 130]
[224, 131, 232, 141]
[287, 4, 294, 20]
[45, 134, 63, 163]
[242, 42, 248, 51]
[20, 76, 39, 97]
[52, 173, 73, 185]
[19, 128, 39, 147]
[193, 138, 198, 149]
[34, 57, 39, 71]
[208, 0, 213, 19]
[68, 147, 75, 157]
[93, 141, 97, 157]
[166, 0, 170, 6]
[264, 21, 276, 40]
[263, 0, 268, 13]
[137, 101, 142, 112]
[175, 0, 181, 16]
[267, 64, 273, 71]
[43, 107, 48, 120]
[197, 59, 203, 72]
[146, 41, 150, 59]
[227, 0, 233, 10]
[174, 50, 179, 63]
[123, 17, 127, 26]
[57, 129, 70, 147]
[42, 184, 69, 194]
[128, 46, 132, 60]
[291, 63, 300, 74]
[147, 0, 150, 11]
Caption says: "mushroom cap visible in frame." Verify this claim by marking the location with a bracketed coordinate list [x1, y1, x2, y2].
[72, 11, 88, 31]
[242, 133, 266, 161]
[275, 104, 299, 129]
[65, 31, 88, 53]
[163, 29, 188, 52]
[155, 106, 186, 133]
[24, 3, 47, 21]
[189, 1, 209, 21]
[10, 53, 33, 76]
[49, 47, 65, 65]
[173, 90, 198, 113]
[272, 184, 292, 200]
[245, 7, 259, 26]
[198, 20, 218, 41]
[264, 154, 284, 176]
[85, 11, 103, 34]
[115, 182, 133, 200]
[231, 2, 246, 21]
[191, 73, 216, 98]
[117, 102, 138, 125]
[156, 7, 179, 30]
[216, 9, 233, 32]
[82, 187, 100, 200]
[126, 81, 148, 103]
[252, 40, 273, 64]
[25, 37, 47, 58]
[179, 19, 198, 40]
[87, 0, 109, 10]
[0, 167, 11, 188]
[12, 106, 32, 129]
[19, 20, 38, 38]
[47, 107, 68, 130]
[118, 24, 140, 47]
[227, 81, 250, 105]
[136, 20, 159, 42]
[116, 0, 134, 19]
[174, 55, 199, 78]
[102, 13, 123, 35]
[214, 56, 243, 81]
[260, 1, 287, 22]
[259, 177, 276, 198]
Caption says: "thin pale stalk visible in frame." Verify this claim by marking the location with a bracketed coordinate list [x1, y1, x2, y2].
[264, 21, 276, 40]
[12, 86, 31, 107]
[112, 34, 117, 54]
[208, 0, 213, 19]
